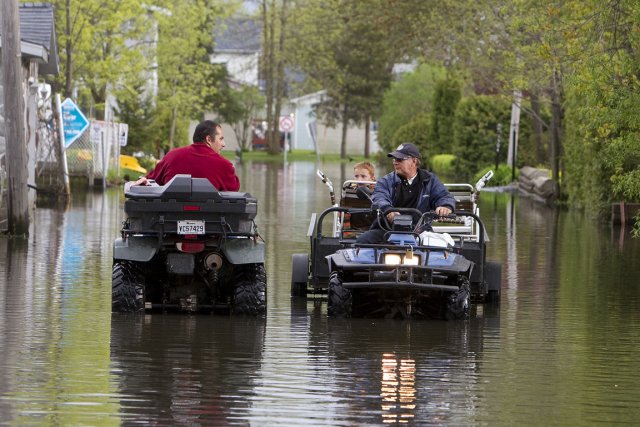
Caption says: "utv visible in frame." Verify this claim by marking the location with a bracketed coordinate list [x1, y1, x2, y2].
[112, 174, 266, 315]
[290, 171, 500, 319]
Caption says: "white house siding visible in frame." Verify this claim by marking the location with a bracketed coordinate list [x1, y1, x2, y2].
[211, 52, 260, 87]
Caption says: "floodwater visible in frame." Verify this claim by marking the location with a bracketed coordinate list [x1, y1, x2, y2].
[1, 160, 640, 426]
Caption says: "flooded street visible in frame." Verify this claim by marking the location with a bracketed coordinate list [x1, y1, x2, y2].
[1, 160, 640, 425]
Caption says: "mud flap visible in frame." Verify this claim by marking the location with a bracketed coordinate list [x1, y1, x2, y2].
[223, 238, 265, 264]
[113, 236, 159, 262]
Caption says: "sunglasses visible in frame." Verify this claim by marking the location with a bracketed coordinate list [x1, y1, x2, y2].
[392, 157, 410, 163]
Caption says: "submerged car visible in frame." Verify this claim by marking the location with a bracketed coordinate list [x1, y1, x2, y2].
[291, 171, 500, 319]
[112, 174, 266, 315]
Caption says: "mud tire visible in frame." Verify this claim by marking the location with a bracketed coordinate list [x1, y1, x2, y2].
[446, 277, 470, 320]
[290, 253, 309, 297]
[484, 261, 502, 303]
[328, 271, 352, 318]
[232, 263, 267, 315]
[112, 261, 145, 313]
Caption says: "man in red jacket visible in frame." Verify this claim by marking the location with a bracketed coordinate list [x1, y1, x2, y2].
[133, 120, 240, 191]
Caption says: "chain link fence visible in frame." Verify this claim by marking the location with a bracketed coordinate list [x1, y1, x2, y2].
[65, 120, 122, 184]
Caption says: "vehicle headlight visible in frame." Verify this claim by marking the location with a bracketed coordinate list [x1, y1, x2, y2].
[382, 252, 421, 265]
[403, 253, 420, 265]
[384, 253, 402, 265]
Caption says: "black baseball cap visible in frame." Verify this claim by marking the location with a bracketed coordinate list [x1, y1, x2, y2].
[387, 143, 422, 160]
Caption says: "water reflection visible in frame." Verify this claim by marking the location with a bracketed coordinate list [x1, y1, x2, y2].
[110, 314, 266, 425]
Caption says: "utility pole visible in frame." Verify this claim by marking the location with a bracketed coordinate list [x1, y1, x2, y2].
[1, 0, 30, 235]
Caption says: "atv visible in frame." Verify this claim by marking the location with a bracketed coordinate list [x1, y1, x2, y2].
[327, 204, 480, 319]
[290, 171, 500, 318]
[112, 174, 266, 315]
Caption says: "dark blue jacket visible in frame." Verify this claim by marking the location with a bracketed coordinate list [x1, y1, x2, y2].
[371, 169, 456, 214]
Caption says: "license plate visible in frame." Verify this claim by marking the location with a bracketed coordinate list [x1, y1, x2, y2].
[177, 220, 205, 235]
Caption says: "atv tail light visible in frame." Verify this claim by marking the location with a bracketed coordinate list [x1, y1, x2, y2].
[176, 242, 205, 253]
[183, 205, 201, 211]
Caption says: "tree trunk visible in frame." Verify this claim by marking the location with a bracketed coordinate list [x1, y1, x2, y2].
[272, 0, 288, 154]
[169, 104, 177, 149]
[64, 0, 73, 98]
[1, 0, 29, 234]
[549, 69, 563, 196]
[530, 92, 545, 165]
[340, 103, 348, 159]
[364, 115, 371, 158]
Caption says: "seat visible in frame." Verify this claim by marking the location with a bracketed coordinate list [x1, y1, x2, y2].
[339, 180, 376, 238]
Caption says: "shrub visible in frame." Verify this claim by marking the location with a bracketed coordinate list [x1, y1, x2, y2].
[472, 164, 517, 187]
[390, 113, 432, 166]
[452, 95, 531, 182]
[431, 154, 455, 176]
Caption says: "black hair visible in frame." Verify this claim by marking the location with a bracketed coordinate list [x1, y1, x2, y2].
[192, 120, 221, 143]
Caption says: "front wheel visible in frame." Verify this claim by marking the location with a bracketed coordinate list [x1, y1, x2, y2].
[112, 261, 145, 313]
[446, 277, 470, 320]
[328, 271, 352, 317]
[232, 263, 267, 315]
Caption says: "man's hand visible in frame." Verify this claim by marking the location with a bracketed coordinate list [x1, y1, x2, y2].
[386, 211, 400, 223]
[435, 206, 452, 217]
[133, 176, 150, 186]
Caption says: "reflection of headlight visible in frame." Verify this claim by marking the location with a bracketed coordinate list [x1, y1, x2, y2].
[383, 253, 421, 265]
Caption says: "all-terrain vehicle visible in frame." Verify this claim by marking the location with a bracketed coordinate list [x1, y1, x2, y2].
[112, 174, 266, 315]
[290, 171, 500, 319]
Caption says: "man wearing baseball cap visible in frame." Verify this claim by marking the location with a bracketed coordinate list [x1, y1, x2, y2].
[356, 142, 455, 244]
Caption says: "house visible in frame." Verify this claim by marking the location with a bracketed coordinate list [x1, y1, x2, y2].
[0, 2, 59, 230]
[212, 17, 262, 88]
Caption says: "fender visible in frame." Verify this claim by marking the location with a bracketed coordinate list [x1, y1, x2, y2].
[113, 236, 159, 262]
[222, 238, 265, 264]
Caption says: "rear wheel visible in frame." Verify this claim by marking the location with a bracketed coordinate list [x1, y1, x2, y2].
[446, 277, 470, 320]
[290, 253, 309, 297]
[328, 271, 352, 317]
[484, 261, 502, 303]
[112, 261, 145, 313]
[232, 263, 267, 315]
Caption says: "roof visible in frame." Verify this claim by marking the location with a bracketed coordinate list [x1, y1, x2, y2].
[19, 3, 59, 75]
[214, 17, 261, 53]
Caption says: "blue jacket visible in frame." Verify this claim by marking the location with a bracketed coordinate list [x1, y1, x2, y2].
[371, 169, 456, 214]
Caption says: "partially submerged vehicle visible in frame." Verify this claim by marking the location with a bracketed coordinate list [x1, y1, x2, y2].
[112, 174, 266, 315]
[291, 171, 500, 319]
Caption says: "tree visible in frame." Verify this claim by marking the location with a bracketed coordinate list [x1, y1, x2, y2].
[218, 84, 266, 151]
[52, 0, 149, 119]
[151, 0, 233, 151]
[260, 0, 289, 154]
[288, 0, 397, 158]
[377, 63, 446, 152]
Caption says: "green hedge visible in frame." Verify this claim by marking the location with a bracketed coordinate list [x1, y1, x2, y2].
[452, 95, 531, 182]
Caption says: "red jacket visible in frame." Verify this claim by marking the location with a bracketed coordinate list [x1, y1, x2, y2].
[147, 143, 240, 191]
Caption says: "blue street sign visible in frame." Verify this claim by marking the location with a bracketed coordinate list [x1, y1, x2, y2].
[61, 98, 90, 148]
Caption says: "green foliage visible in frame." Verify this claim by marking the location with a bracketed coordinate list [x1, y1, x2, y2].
[52, 0, 149, 118]
[452, 94, 530, 182]
[430, 154, 455, 176]
[391, 113, 432, 166]
[429, 78, 461, 154]
[377, 63, 446, 152]
[562, 0, 640, 216]
[473, 164, 517, 187]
